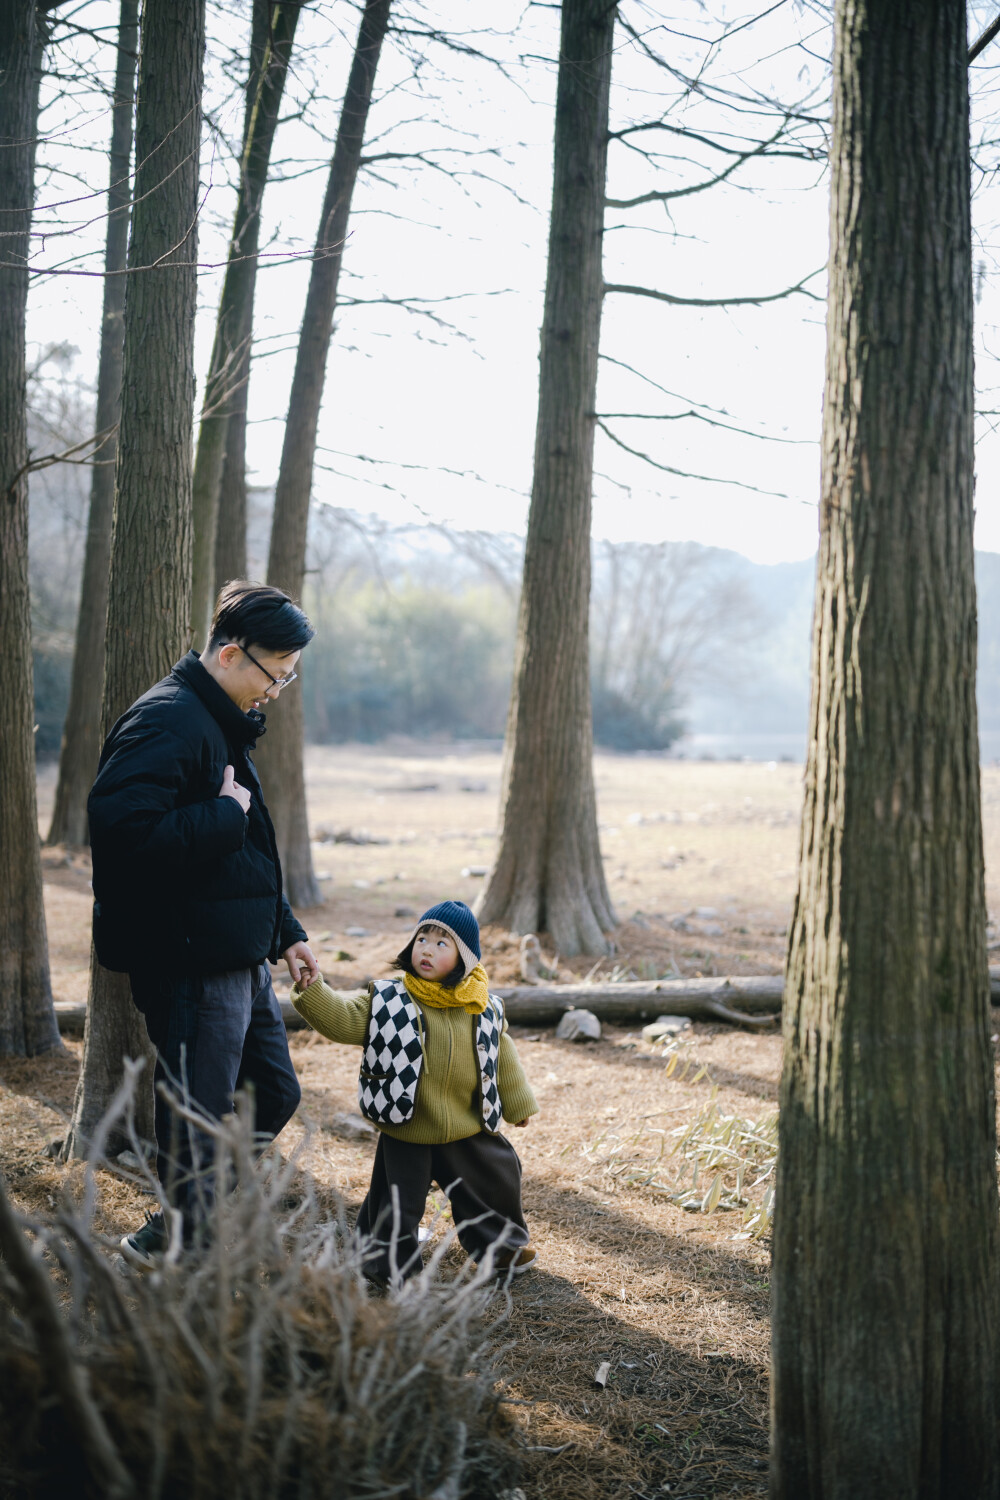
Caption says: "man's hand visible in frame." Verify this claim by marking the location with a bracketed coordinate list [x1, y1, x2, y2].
[511, 1117, 531, 1129]
[283, 941, 319, 987]
[218, 763, 251, 814]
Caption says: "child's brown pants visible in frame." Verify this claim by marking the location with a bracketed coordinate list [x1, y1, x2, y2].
[356, 1129, 529, 1279]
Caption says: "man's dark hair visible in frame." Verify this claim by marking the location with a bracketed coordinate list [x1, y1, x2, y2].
[207, 580, 315, 655]
[393, 926, 464, 989]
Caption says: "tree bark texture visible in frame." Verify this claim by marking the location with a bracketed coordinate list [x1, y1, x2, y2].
[0, 1, 62, 1057]
[190, 0, 299, 648]
[45, 0, 138, 850]
[259, 0, 391, 909]
[770, 4, 999, 1495]
[64, 0, 206, 1158]
[475, 0, 616, 956]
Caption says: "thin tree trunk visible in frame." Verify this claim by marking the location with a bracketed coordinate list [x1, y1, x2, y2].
[45, 0, 137, 850]
[213, 336, 250, 589]
[190, 0, 299, 648]
[259, 0, 391, 909]
[475, 0, 616, 956]
[63, 0, 206, 1159]
[211, 1, 276, 600]
[0, 1, 61, 1057]
[770, 3, 999, 1495]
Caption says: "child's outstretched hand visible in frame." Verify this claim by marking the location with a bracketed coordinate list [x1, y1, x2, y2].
[511, 1117, 531, 1129]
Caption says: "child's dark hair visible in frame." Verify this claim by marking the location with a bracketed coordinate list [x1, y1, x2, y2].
[207, 580, 314, 654]
[393, 926, 465, 988]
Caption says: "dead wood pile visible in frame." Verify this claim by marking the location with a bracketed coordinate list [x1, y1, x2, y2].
[0, 1063, 520, 1500]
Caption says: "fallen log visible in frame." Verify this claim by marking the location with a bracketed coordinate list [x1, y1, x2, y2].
[495, 976, 784, 1027]
[51, 968, 1000, 1037]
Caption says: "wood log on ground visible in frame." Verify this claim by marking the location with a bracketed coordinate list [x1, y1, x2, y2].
[496, 977, 785, 1027]
[51, 969, 1000, 1038]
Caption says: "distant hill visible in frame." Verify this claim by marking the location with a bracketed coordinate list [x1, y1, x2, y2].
[683, 550, 1000, 761]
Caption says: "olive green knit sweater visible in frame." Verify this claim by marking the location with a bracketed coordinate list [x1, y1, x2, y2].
[290, 975, 539, 1144]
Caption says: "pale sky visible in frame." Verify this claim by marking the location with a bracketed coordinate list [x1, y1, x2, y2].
[27, 1, 1000, 565]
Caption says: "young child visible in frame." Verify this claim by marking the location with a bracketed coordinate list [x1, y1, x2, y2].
[291, 900, 539, 1280]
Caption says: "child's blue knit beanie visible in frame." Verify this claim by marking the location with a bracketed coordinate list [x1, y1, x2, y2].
[414, 900, 481, 978]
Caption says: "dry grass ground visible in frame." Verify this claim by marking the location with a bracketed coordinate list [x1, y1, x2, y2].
[9, 747, 1000, 1497]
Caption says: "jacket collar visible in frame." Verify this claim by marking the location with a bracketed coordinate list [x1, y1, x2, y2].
[171, 650, 267, 746]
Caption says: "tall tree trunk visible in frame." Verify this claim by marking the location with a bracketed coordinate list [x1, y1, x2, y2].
[212, 1, 283, 601]
[45, 0, 138, 850]
[0, 1, 61, 1057]
[260, 0, 391, 909]
[770, 3, 999, 1495]
[63, 0, 206, 1159]
[475, 0, 616, 956]
[190, 0, 299, 648]
[213, 337, 250, 589]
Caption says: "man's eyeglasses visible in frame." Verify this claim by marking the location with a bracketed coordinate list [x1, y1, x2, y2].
[239, 644, 298, 691]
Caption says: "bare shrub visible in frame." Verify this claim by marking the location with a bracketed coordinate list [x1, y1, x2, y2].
[0, 1062, 520, 1499]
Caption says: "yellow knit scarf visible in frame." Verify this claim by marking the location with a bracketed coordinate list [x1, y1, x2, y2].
[403, 963, 490, 1014]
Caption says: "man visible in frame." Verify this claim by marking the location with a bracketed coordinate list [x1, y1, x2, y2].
[88, 581, 320, 1267]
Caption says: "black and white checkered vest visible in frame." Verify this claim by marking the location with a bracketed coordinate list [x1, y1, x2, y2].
[358, 978, 505, 1131]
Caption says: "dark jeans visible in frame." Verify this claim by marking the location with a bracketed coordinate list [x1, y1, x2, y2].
[356, 1130, 529, 1280]
[129, 961, 301, 1230]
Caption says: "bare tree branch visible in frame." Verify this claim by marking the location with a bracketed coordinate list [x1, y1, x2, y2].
[607, 121, 798, 207]
[604, 268, 825, 307]
[610, 114, 824, 161]
[617, 10, 826, 127]
[4, 424, 117, 499]
[596, 409, 810, 444]
[595, 418, 793, 498]
[599, 349, 749, 413]
[969, 13, 1000, 64]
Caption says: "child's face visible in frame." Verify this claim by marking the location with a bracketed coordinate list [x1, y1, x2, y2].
[412, 925, 459, 981]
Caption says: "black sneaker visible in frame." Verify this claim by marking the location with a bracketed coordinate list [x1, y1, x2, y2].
[120, 1211, 168, 1270]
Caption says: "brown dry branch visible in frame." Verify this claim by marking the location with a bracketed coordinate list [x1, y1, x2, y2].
[0, 1071, 521, 1500]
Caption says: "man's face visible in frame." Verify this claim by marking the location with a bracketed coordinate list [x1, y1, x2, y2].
[214, 642, 301, 713]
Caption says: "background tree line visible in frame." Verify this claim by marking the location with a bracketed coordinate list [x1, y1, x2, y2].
[28, 441, 763, 751]
[31, 428, 1000, 759]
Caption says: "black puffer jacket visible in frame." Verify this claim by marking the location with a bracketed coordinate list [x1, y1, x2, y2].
[89, 651, 307, 975]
